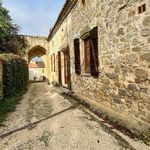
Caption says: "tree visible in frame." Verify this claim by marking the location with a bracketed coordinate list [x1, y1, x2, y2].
[0, 0, 28, 55]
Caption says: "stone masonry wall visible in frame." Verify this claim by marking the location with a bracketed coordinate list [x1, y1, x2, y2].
[67, 0, 150, 127]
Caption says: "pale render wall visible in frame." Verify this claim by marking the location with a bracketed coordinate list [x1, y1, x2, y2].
[49, 0, 150, 129]
[48, 18, 71, 87]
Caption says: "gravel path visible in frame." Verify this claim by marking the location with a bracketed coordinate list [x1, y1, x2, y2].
[0, 83, 149, 150]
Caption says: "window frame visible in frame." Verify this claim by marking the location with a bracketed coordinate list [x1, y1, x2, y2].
[84, 37, 91, 74]
[81, 26, 99, 77]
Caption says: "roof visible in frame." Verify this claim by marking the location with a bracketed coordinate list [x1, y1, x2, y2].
[47, 0, 78, 41]
[29, 62, 45, 68]
[29, 63, 37, 68]
[36, 62, 45, 68]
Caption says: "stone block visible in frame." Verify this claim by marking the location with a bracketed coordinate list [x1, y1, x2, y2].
[113, 95, 122, 104]
[132, 46, 142, 52]
[140, 53, 150, 62]
[135, 68, 148, 80]
[117, 28, 124, 36]
[106, 73, 119, 80]
[128, 84, 137, 91]
[143, 16, 150, 27]
[118, 89, 127, 97]
[132, 92, 140, 100]
[125, 54, 138, 64]
[140, 93, 150, 103]
[140, 29, 150, 37]
[128, 10, 135, 18]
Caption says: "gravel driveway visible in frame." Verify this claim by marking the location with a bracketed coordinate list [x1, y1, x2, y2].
[0, 83, 149, 150]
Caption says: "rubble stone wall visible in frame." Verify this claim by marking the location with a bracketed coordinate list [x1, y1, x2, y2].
[49, 0, 150, 130]
[68, 0, 150, 128]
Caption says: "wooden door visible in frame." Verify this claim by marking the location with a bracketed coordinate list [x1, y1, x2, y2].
[64, 51, 68, 84]
[58, 51, 62, 85]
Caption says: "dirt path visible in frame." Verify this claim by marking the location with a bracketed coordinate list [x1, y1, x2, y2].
[0, 83, 149, 150]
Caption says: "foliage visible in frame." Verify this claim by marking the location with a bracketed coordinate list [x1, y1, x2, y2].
[0, 0, 28, 55]
[0, 93, 23, 125]
[2, 55, 29, 98]
[0, 54, 28, 125]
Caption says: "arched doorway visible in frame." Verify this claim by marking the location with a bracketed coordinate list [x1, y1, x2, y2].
[28, 45, 48, 83]
[29, 57, 46, 82]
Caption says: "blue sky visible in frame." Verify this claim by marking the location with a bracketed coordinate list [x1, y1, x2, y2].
[3, 0, 65, 36]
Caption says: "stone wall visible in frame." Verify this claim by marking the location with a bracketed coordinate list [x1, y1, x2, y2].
[69, 0, 150, 127]
[48, 0, 150, 131]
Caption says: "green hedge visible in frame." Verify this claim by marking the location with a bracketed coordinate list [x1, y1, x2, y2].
[3, 55, 29, 98]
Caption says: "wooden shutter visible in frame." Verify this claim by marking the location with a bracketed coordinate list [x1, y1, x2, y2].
[90, 26, 99, 77]
[74, 38, 81, 75]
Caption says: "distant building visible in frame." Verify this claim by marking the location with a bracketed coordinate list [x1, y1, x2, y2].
[29, 60, 45, 81]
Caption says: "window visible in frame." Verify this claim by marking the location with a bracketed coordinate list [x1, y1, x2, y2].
[83, 26, 99, 77]
[74, 38, 81, 75]
[84, 37, 91, 74]
[42, 69, 44, 73]
[138, 4, 146, 14]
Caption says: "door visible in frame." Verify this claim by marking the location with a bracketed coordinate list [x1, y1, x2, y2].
[58, 51, 62, 85]
[64, 51, 68, 85]
[64, 49, 71, 89]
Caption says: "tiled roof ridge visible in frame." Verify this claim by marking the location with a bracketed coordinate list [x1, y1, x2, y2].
[47, 0, 78, 41]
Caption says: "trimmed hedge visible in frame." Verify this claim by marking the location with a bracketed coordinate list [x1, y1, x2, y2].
[2, 54, 29, 98]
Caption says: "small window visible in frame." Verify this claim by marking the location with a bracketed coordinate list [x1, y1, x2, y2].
[42, 69, 44, 73]
[74, 38, 81, 75]
[138, 4, 146, 14]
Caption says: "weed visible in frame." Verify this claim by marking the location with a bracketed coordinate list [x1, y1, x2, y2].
[0, 93, 23, 125]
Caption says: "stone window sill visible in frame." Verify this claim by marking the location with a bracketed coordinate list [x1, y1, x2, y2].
[81, 73, 91, 77]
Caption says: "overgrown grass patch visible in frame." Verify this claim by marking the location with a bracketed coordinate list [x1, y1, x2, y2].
[0, 92, 25, 126]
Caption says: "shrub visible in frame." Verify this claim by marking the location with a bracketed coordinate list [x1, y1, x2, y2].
[2, 54, 29, 98]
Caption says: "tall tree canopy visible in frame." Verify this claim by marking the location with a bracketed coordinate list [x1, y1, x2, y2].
[0, 0, 28, 55]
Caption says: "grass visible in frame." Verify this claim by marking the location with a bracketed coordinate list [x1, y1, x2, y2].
[0, 92, 24, 126]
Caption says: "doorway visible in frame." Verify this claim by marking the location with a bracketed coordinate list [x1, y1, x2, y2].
[64, 49, 71, 90]
[58, 51, 62, 85]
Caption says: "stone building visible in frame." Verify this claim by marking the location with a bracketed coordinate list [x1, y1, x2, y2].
[29, 60, 46, 81]
[47, 0, 150, 134]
